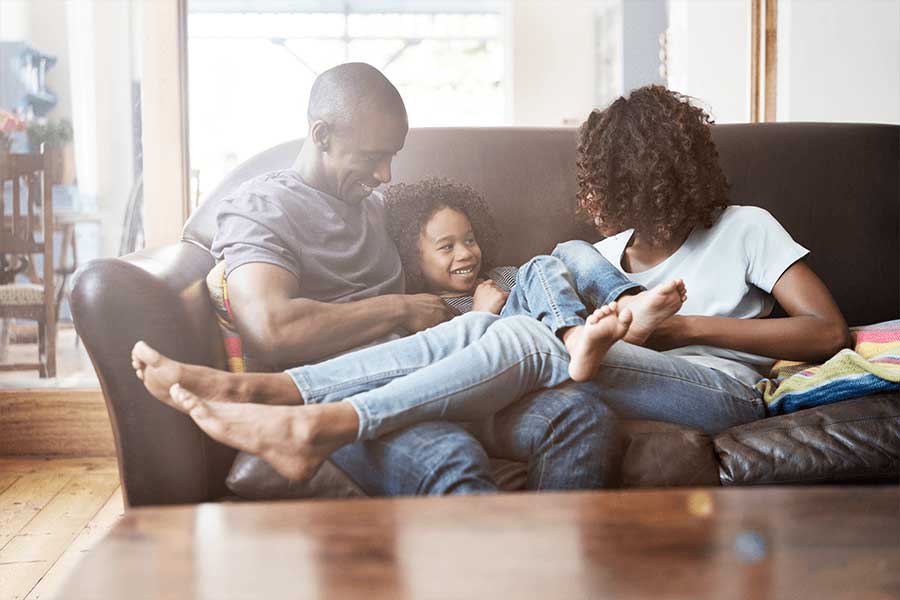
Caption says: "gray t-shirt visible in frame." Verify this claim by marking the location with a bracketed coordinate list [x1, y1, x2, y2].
[210, 169, 404, 303]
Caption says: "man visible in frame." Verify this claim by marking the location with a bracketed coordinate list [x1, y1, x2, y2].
[134, 63, 620, 495]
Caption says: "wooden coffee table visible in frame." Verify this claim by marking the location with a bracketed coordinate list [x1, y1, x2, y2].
[60, 486, 898, 599]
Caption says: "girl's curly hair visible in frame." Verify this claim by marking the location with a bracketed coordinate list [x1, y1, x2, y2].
[384, 177, 501, 293]
[577, 85, 729, 244]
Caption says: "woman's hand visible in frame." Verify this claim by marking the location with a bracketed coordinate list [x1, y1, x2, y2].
[472, 279, 509, 314]
[643, 315, 689, 352]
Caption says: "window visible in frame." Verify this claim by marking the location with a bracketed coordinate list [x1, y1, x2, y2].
[187, 2, 504, 198]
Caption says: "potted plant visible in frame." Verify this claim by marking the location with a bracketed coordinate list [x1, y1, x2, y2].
[26, 118, 74, 185]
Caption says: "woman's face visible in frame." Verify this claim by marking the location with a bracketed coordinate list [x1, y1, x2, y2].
[417, 207, 483, 295]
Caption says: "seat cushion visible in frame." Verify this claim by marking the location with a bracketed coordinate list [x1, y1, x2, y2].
[0, 283, 44, 305]
[715, 392, 900, 485]
[619, 420, 721, 488]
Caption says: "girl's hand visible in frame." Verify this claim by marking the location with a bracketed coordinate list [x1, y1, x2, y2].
[472, 279, 509, 314]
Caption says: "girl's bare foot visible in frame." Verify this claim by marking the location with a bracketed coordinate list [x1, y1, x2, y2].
[618, 279, 686, 345]
[563, 302, 633, 382]
[170, 384, 358, 481]
[131, 341, 301, 412]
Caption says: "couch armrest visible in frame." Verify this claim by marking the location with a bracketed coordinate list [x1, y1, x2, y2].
[71, 242, 236, 507]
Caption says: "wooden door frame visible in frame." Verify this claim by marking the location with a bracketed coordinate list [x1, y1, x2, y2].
[750, 0, 778, 122]
[141, 0, 191, 249]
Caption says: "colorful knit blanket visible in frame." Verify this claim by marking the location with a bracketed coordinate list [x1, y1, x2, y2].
[757, 320, 900, 415]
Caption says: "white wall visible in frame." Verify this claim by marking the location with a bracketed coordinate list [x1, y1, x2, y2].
[0, 0, 30, 40]
[666, 0, 751, 123]
[506, 0, 597, 126]
[777, 0, 900, 124]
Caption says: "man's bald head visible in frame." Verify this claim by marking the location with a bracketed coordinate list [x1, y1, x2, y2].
[307, 63, 407, 132]
[298, 63, 408, 205]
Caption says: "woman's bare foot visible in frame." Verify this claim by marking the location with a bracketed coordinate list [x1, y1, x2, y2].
[169, 384, 358, 481]
[131, 341, 301, 412]
[563, 302, 633, 382]
[617, 279, 687, 345]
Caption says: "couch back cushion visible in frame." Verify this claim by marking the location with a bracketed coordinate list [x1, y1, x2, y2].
[184, 124, 899, 326]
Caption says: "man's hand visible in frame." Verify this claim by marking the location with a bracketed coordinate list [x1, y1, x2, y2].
[400, 294, 455, 332]
[472, 279, 509, 315]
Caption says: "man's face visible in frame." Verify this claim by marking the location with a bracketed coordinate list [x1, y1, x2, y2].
[323, 108, 408, 205]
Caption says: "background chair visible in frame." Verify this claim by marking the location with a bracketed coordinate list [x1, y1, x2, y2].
[0, 150, 56, 377]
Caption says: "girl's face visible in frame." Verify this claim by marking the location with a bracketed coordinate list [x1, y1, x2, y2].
[418, 207, 483, 295]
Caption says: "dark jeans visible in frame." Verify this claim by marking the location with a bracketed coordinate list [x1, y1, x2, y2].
[329, 384, 622, 495]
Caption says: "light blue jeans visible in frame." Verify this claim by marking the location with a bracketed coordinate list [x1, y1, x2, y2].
[501, 240, 644, 331]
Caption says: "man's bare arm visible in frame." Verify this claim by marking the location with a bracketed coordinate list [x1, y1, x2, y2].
[226, 263, 453, 368]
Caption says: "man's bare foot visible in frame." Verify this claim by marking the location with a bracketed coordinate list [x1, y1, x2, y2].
[169, 384, 358, 481]
[563, 302, 633, 382]
[131, 341, 301, 412]
[617, 279, 687, 345]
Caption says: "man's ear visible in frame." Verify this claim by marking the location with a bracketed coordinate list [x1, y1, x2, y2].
[309, 120, 331, 152]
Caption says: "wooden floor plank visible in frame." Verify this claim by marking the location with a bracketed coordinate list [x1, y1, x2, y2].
[0, 465, 80, 600]
[0, 472, 121, 563]
[0, 563, 50, 600]
[0, 473, 21, 497]
[24, 487, 124, 600]
[0, 472, 76, 552]
[0, 470, 119, 600]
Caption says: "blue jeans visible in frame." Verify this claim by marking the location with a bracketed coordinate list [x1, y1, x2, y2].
[577, 341, 766, 434]
[328, 386, 621, 494]
[500, 240, 644, 334]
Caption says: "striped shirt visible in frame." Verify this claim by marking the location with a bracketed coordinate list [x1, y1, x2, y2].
[441, 266, 519, 315]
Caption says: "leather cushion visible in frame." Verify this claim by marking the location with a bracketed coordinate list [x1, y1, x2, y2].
[227, 453, 366, 500]
[715, 392, 900, 485]
[619, 420, 721, 488]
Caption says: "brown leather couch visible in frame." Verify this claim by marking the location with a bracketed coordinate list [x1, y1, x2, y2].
[72, 124, 900, 507]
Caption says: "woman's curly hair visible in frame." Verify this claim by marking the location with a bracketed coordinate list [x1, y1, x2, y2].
[577, 85, 729, 244]
[384, 177, 501, 293]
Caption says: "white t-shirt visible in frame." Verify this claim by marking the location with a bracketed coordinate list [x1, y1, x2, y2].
[594, 205, 809, 386]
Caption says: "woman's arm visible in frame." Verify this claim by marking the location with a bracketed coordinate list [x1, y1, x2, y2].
[647, 260, 851, 363]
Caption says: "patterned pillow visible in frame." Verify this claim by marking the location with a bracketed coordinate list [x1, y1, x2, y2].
[205, 261, 265, 373]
